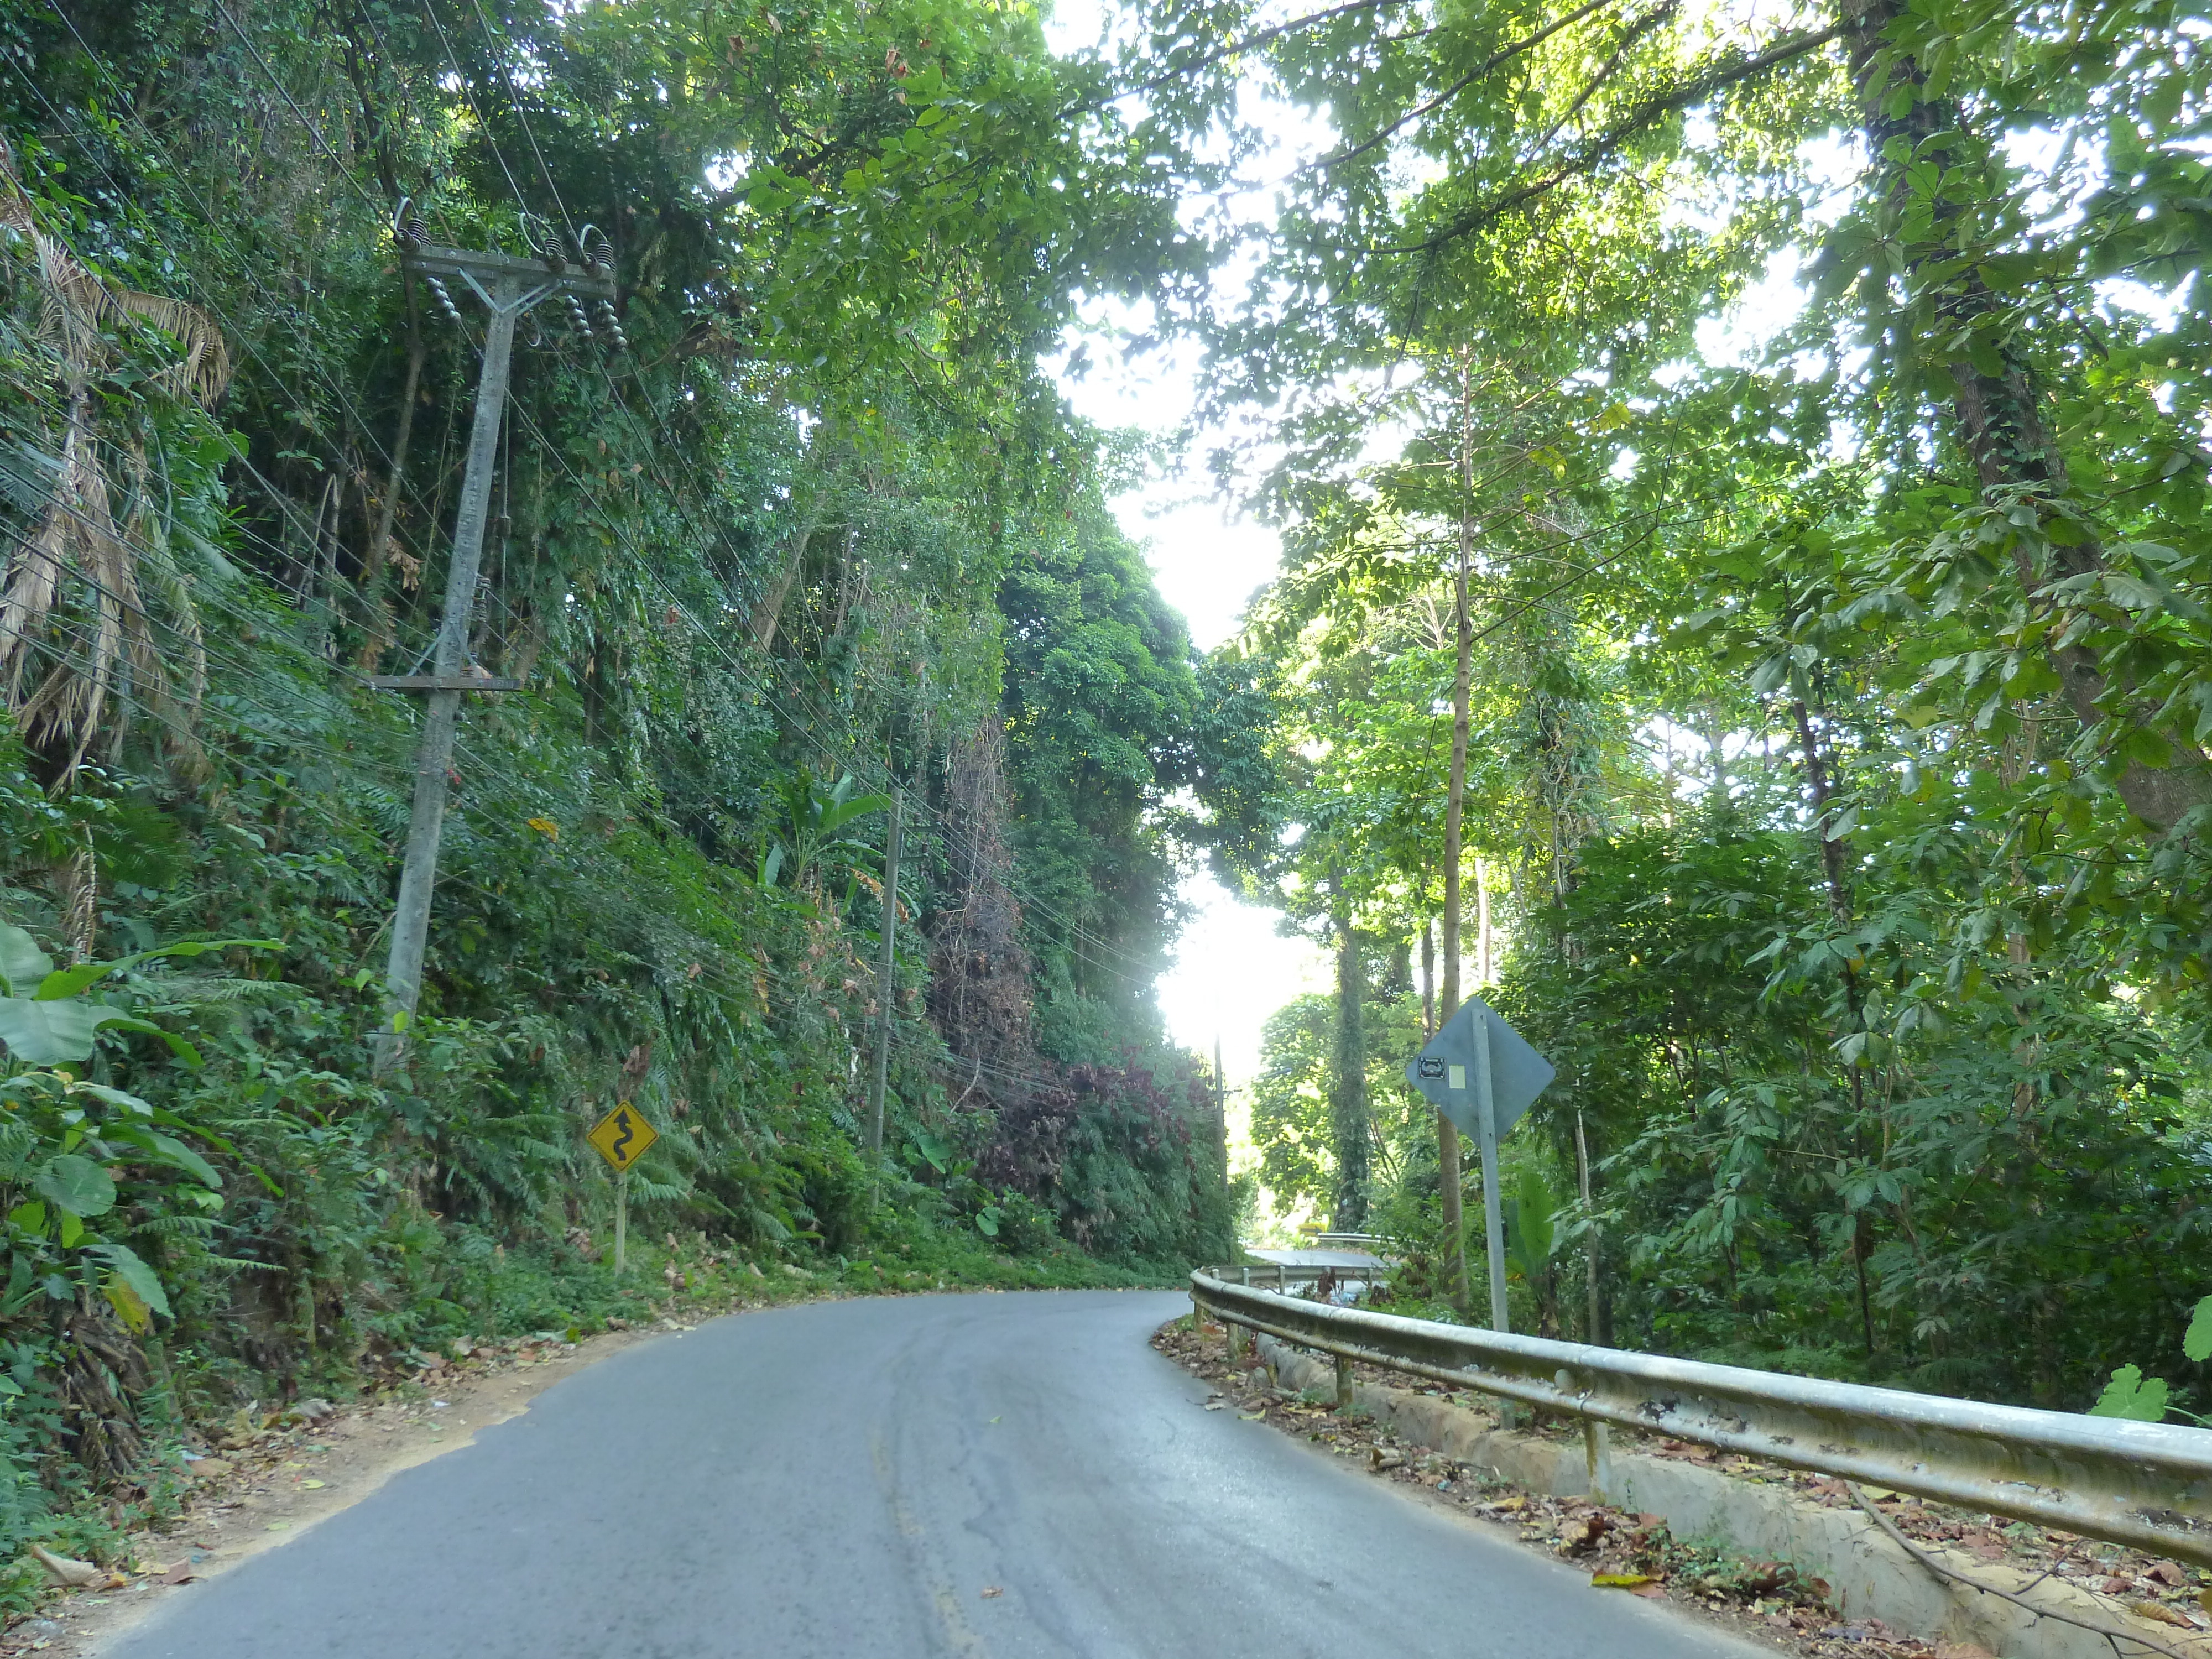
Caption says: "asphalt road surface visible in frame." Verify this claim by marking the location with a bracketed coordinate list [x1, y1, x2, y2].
[109, 1290, 1766, 1658]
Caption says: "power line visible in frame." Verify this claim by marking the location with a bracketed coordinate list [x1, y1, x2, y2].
[60, 3, 1171, 995]
[9, 27, 459, 595]
[205, 0, 388, 216]
[424, 3, 1170, 987]
[414, 0, 534, 214]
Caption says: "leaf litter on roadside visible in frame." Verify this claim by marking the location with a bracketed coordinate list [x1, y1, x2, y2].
[1152, 1319, 1952, 1659]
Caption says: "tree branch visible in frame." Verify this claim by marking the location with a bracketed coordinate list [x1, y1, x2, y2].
[1305, 0, 1623, 175]
[1846, 1483, 2194, 1659]
[1522, 2, 1679, 161]
[1386, 23, 1843, 255]
[1078, 0, 1411, 110]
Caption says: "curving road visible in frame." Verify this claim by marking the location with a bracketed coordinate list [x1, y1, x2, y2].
[109, 1290, 1764, 1658]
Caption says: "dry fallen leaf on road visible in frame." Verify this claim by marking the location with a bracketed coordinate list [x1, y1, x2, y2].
[2130, 1599, 2197, 1630]
[28, 1543, 101, 1586]
[1559, 1515, 1611, 1553]
[980, 1587, 1003, 1599]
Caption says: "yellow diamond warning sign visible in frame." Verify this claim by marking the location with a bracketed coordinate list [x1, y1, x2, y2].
[587, 1101, 658, 1173]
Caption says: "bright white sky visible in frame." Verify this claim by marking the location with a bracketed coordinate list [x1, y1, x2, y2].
[1031, 1, 2188, 1110]
[1031, 0, 1855, 1086]
[1040, 1, 1335, 1089]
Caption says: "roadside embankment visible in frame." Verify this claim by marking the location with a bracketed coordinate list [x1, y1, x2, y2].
[1151, 1313, 2209, 1659]
[1249, 1329, 2210, 1659]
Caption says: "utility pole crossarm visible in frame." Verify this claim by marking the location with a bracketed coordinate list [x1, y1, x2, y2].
[367, 674, 522, 692]
[402, 243, 617, 299]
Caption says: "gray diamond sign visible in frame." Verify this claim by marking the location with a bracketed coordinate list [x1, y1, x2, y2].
[1404, 994, 1554, 1141]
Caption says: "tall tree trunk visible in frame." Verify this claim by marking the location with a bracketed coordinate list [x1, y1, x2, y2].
[1841, 0, 2212, 835]
[1420, 917, 1435, 1037]
[1793, 697, 1880, 1355]
[750, 487, 833, 653]
[1574, 1109, 1609, 1345]
[1329, 870, 1370, 1231]
[1474, 855, 1492, 985]
[1435, 351, 1477, 1312]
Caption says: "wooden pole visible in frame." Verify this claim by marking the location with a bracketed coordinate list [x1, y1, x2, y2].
[382, 274, 521, 1063]
[1576, 1107, 1603, 1344]
[866, 789, 903, 1162]
[373, 244, 612, 1072]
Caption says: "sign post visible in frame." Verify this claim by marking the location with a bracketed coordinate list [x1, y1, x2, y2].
[586, 1101, 659, 1275]
[1404, 994, 1553, 1335]
[1470, 1000, 1509, 1332]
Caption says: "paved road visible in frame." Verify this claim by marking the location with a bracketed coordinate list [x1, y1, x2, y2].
[111, 1291, 1762, 1658]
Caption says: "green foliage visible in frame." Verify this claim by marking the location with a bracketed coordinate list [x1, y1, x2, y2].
[758, 771, 890, 898]
[0, 0, 1236, 1579]
[2089, 1366, 2170, 1423]
[1207, 0, 2212, 1409]
[1000, 499, 1203, 1047]
[2086, 1294, 2212, 1423]
[1503, 1168, 1557, 1287]
[0, 921, 279, 1070]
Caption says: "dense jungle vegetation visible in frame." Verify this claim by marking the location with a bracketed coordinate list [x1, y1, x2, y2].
[2, 0, 2210, 1595]
[0, 0, 1259, 1578]
[1213, 0, 2212, 1421]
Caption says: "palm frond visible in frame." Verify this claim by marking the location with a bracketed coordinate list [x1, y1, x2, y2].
[0, 137, 230, 769]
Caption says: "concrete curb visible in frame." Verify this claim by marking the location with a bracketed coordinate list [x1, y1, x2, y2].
[1254, 1334, 2210, 1659]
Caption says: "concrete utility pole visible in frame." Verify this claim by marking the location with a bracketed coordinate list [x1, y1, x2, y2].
[865, 789, 903, 1160]
[1213, 1036, 1229, 1180]
[374, 235, 615, 1066]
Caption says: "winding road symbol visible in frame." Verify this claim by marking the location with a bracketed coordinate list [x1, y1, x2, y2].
[586, 1100, 658, 1173]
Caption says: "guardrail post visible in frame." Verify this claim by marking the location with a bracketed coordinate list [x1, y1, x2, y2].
[1584, 1420, 1612, 1504]
[1335, 1354, 1353, 1412]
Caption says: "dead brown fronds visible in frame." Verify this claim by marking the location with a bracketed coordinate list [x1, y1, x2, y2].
[0, 135, 229, 778]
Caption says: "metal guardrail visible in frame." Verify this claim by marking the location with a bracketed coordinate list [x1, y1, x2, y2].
[1191, 1270, 2212, 1568]
[1227, 1261, 1387, 1291]
[1307, 1232, 1389, 1250]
